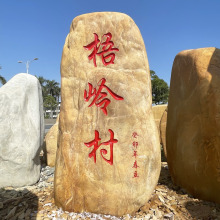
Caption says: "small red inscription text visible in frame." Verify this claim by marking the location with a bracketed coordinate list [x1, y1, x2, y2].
[132, 141, 138, 148]
[133, 170, 139, 178]
[133, 150, 138, 158]
[132, 160, 139, 169]
[84, 32, 119, 67]
[84, 78, 124, 115]
[132, 132, 139, 178]
[132, 132, 138, 138]
[84, 129, 118, 165]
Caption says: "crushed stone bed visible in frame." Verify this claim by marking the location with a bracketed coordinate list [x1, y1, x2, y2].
[1, 162, 220, 219]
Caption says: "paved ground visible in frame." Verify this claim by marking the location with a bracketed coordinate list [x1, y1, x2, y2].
[44, 119, 56, 124]
[44, 125, 54, 134]
[44, 119, 56, 134]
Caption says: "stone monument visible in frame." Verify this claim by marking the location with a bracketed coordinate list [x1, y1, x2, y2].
[54, 12, 161, 216]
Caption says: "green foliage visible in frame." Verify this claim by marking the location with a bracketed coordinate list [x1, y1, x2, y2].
[36, 76, 60, 102]
[45, 79, 60, 102]
[0, 66, 6, 85]
[44, 95, 58, 109]
[35, 76, 60, 119]
[150, 70, 169, 105]
[0, 75, 6, 85]
[36, 76, 47, 98]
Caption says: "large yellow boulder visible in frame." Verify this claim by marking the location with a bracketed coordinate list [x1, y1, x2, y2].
[54, 12, 161, 216]
[167, 47, 220, 203]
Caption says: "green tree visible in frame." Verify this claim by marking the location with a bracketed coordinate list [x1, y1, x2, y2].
[0, 66, 6, 85]
[36, 76, 60, 102]
[35, 76, 60, 118]
[37, 76, 46, 87]
[0, 75, 6, 85]
[150, 70, 169, 105]
[53, 85, 60, 102]
[36, 76, 47, 98]
[45, 80, 60, 99]
[44, 95, 58, 118]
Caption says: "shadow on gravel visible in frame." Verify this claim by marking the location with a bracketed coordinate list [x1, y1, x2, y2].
[0, 188, 38, 220]
[185, 201, 220, 220]
[158, 148, 175, 191]
[161, 147, 167, 163]
[159, 149, 220, 219]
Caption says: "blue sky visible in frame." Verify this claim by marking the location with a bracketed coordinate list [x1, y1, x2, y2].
[0, 0, 220, 85]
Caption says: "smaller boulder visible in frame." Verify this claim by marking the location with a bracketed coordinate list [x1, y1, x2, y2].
[152, 104, 167, 130]
[159, 107, 168, 158]
[0, 73, 44, 187]
[45, 115, 59, 167]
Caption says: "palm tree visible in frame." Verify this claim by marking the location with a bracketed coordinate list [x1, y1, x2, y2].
[45, 80, 60, 100]
[0, 75, 6, 85]
[36, 76, 47, 98]
[37, 76, 46, 87]
[45, 80, 60, 118]
[54, 86, 61, 102]
[0, 66, 6, 85]
[44, 95, 58, 118]
[35, 77, 60, 118]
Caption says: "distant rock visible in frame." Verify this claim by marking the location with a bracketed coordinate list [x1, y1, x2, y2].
[0, 73, 44, 187]
[152, 105, 167, 130]
[45, 115, 59, 167]
[54, 12, 161, 216]
[152, 104, 168, 159]
[167, 47, 220, 204]
[159, 107, 167, 157]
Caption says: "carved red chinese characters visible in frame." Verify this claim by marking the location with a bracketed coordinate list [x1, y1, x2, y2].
[132, 132, 139, 178]
[133, 170, 139, 178]
[84, 78, 124, 115]
[132, 161, 139, 169]
[133, 151, 138, 158]
[84, 33, 119, 67]
[84, 129, 118, 165]
[133, 141, 138, 148]
[132, 132, 138, 138]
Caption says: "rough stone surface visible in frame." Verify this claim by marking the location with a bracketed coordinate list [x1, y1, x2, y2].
[45, 115, 59, 167]
[166, 47, 220, 204]
[54, 12, 161, 216]
[0, 73, 44, 188]
[152, 105, 167, 130]
[159, 108, 167, 157]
